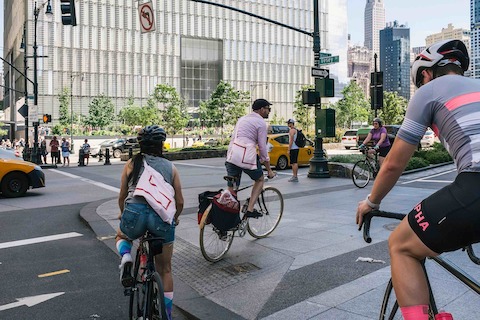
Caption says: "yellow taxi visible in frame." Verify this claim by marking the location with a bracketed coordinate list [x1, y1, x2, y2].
[266, 133, 315, 170]
[0, 158, 45, 198]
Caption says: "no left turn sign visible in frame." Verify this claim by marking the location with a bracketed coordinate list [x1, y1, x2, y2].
[138, 1, 156, 33]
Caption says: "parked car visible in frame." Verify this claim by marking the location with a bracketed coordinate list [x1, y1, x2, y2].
[341, 129, 358, 149]
[420, 129, 436, 148]
[0, 148, 22, 160]
[90, 139, 117, 157]
[192, 141, 205, 147]
[266, 133, 315, 170]
[99, 138, 136, 158]
[357, 125, 401, 147]
[0, 158, 45, 197]
[268, 125, 290, 134]
[204, 138, 219, 147]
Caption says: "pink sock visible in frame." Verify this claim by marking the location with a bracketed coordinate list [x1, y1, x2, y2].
[400, 305, 430, 320]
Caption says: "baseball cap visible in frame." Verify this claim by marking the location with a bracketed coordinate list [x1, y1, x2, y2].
[252, 99, 272, 110]
[286, 119, 295, 124]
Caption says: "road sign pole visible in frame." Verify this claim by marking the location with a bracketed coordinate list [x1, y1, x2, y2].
[308, 0, 329, 178]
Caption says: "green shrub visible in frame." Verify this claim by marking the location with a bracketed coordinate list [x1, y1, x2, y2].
[423, 151, 452, 164]
[329, 154, 364, 164]
[405, 157, 430, 171]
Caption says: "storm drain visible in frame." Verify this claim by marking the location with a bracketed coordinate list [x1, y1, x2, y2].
[222, 262, 260, 276]
[383, 222, 400, 231]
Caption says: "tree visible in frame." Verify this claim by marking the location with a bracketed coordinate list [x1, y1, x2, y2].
[199, 81, 249, 130]
[376, 91, 407, 125]
[293, 85, 315, 135]
[148, 84, 189, 138]
[0, 122, 7, 137]
[333, 81, 370, 128]
[118, 105, 161, 127]
[84, 94, 115, 130]
[58, 88, 71, 128]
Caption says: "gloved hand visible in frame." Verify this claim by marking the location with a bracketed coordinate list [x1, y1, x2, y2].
[373, 145, 380, 150]
[359, 144, 365, 150]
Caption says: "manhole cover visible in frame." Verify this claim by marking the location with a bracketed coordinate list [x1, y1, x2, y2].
[222, 262, 260, 275]
[384, 222, 400, 231]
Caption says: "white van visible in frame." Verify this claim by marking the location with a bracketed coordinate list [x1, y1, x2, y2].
[341, 129, 358, 149]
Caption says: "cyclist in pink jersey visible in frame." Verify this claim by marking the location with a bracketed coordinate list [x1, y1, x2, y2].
[356, 39, 480, 320]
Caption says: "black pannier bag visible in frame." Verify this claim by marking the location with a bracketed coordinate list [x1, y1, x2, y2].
[210, 191, 241, 232]
[197, 190, 221, 224]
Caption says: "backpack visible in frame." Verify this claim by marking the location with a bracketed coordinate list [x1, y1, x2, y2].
[295, 129, 306, 148]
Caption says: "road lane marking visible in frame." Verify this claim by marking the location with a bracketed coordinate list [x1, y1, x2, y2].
[51, 169, 120, 192]
[401, 168, 456, 185]
[38, 269, 70, 278]
[0, 292, 65, 311]
[0, 232, 83, 250]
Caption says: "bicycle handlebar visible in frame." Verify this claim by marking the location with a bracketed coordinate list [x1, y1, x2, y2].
[360, 210, 480, 265]
[359, 210, 406, 243]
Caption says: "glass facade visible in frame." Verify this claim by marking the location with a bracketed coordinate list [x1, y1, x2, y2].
[4, 0, 330, 124]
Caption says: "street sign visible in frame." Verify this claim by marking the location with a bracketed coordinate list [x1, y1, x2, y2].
[320, 52, 332, 57]
[138, 0, 156, 33]
[319, 55, 340, 65]
[311, 67, 329, 78]
[28, 105, 38, 123]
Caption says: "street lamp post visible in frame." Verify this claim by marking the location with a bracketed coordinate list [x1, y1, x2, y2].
[69, 72, 84, 153]
[31, 0, 53, 163]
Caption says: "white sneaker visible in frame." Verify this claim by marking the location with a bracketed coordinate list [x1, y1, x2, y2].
[119, 253, 134, 287]
[288, 176, 299, 182]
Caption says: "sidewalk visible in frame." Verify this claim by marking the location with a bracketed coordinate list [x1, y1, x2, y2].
[80, 162, 480, 319]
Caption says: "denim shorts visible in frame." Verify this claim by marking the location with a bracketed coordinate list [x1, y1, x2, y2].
[120, 202, 175, 244]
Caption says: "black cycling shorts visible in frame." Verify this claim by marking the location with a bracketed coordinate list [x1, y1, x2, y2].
[407, 172, 480, 253]
[378, 145, 391, 158]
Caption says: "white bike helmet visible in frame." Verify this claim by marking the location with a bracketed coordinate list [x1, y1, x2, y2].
[411, 39, 469, 88]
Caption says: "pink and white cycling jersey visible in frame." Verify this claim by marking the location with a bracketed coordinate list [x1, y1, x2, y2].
[397, 74, 480, 172]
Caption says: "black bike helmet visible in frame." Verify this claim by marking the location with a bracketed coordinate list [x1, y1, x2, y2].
[411, 39, 469, 88]
[137, 125, 167, 145]
[373, 118, 383, 127]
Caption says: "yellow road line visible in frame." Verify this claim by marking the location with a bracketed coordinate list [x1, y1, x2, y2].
[38, 269, 70, 278]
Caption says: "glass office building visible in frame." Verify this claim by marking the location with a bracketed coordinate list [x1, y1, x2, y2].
[3, 0, 330, 129]
[471, 0, 480, 78]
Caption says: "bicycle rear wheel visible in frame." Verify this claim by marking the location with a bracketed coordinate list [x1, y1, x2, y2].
[199, 206, 234, 262]
[248, 187, 284, 238]
[129, 250, 147, 320]
[352, 160, 373, 188]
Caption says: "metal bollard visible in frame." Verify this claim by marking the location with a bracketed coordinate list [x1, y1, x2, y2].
[78, 148, 85, 166]
[129, 147, 133, 159]
[104, 148, 111, 165]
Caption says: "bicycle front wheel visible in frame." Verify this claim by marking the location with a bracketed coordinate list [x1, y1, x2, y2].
[147, 272, 167, 320]
[199, 206, 234, 262]
[352, 160, 373, 188]
[379, 278, 401, 320]
[248, 187, 284, 238]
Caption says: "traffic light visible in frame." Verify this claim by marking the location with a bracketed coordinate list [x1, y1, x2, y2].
[60, 0, 77, 26]
[43, 114, 52, 123]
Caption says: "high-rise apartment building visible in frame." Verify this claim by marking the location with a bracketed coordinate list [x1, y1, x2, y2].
[471, 0, 480, 78]
[364, 0, 385, 62]
[3, 0, 331, 132]
[380, 21, 410, 100]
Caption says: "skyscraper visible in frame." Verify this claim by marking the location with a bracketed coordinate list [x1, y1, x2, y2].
[471, 0, 480, 78]
[364, 0, 385, 61]
[380, 21, 410, 100]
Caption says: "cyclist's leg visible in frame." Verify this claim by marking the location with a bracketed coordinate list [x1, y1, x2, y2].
[119, 202, 149, 285]
[225, 161, 242, 193]
[148, 211, 175, 320]
[388, 219, 436, 319]
[377, 145, 391, 167]
[243, 158, 264, 214]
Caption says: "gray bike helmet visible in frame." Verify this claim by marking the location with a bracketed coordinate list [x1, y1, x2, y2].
[411, 39, 469, 88]
[373, 118, 383, 127]
[137, 125, 167, 145]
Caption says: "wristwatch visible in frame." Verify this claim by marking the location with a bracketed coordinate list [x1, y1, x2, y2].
[365, 194, 380, 209]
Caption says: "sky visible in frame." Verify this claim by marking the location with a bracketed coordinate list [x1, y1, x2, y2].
[347, 0, 471, 48]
